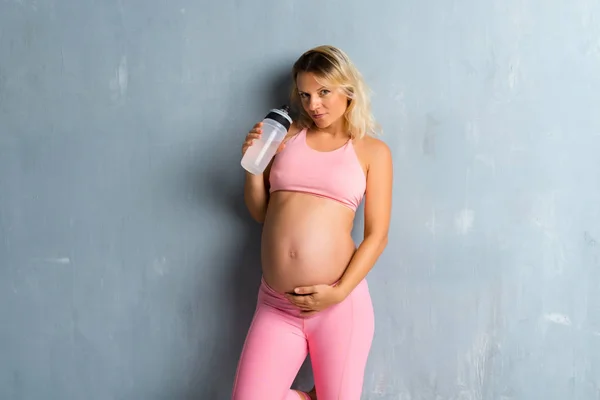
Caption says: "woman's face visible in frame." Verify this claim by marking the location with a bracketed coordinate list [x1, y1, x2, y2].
[296, 71, 349, 131]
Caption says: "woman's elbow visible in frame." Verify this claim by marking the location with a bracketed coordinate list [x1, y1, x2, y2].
[365, 230, 388, 250]
[248, 209, 266, 224]
[378, 234, 389, 251]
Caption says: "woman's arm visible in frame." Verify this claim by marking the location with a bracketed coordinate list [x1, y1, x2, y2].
[337, 139, 393, 297]
[243, 122, 301, 223]
[243, 170, 271, 223]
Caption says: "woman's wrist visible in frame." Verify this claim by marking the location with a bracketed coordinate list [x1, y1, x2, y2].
[334, 280, 352, 302]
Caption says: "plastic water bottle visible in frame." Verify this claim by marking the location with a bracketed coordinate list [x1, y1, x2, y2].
[241, 105, 293, 175]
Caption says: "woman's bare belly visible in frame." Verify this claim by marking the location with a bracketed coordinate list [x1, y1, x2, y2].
[260, 191, 357, 294]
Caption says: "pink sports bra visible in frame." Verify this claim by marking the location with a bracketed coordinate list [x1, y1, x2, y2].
[269, 128, 366, 211]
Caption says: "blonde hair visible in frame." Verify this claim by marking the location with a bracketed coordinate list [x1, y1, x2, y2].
[290, 45, 380, 139]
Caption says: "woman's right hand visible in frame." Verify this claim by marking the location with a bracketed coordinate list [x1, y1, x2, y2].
[241, 122, 286, 156]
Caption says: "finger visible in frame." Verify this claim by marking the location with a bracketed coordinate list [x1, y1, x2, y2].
[276, 142, 286, 153]
[299, 297, 316, 309]
[294, 286, 317, 295]
[285, 293, 303, 305]
[285, 294, 313, 309]
[245, 137, 259, 146]
[290, 301, 312, 311]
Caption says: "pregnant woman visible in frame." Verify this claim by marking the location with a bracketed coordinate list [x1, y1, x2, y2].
[232, 45, 393, 400]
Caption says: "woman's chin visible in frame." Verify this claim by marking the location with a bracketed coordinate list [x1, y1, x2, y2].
[312, 118, 329, 128]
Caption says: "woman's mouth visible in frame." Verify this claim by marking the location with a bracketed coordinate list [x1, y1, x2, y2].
[312, 113, 325, 119]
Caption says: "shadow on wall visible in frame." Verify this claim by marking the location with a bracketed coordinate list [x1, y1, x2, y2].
[186, 65, 315, 398]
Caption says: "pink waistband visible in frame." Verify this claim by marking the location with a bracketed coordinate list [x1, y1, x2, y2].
[258, 276, 349, 318]
[259, 276, 286, 297]
[259, 277, 302, 317]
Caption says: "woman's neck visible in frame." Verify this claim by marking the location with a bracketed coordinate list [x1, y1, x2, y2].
[310, 121, 348, 138]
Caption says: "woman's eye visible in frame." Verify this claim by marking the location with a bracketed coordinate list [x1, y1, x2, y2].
[320, 90, 330, 96]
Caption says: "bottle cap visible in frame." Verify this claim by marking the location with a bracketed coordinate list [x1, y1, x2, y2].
[265, 105, 293, 129]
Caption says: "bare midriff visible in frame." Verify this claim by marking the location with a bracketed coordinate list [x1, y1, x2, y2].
[261, 191, 357, 294]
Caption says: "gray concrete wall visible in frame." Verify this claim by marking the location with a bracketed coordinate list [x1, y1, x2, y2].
[1, 0, 599, 399]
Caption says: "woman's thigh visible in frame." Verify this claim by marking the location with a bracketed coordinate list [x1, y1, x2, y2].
[306, 280, 375, 400]
[232, 305, 309, 400]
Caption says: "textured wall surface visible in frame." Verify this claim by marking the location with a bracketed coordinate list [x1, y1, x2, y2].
[1, 0, 599, 399]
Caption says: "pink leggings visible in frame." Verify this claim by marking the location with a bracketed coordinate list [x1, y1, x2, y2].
[231, 277, 374, 400]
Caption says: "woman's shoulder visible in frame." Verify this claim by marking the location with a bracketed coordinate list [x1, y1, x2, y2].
[355, 135, 391, 160]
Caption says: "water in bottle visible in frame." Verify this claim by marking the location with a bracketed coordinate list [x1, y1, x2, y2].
[241, 105, 293, 175]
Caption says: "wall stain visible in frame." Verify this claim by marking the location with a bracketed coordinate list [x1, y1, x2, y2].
[584, 231, 598, 247]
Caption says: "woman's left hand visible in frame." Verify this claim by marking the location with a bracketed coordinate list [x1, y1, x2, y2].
[285, 284, 346, 316]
